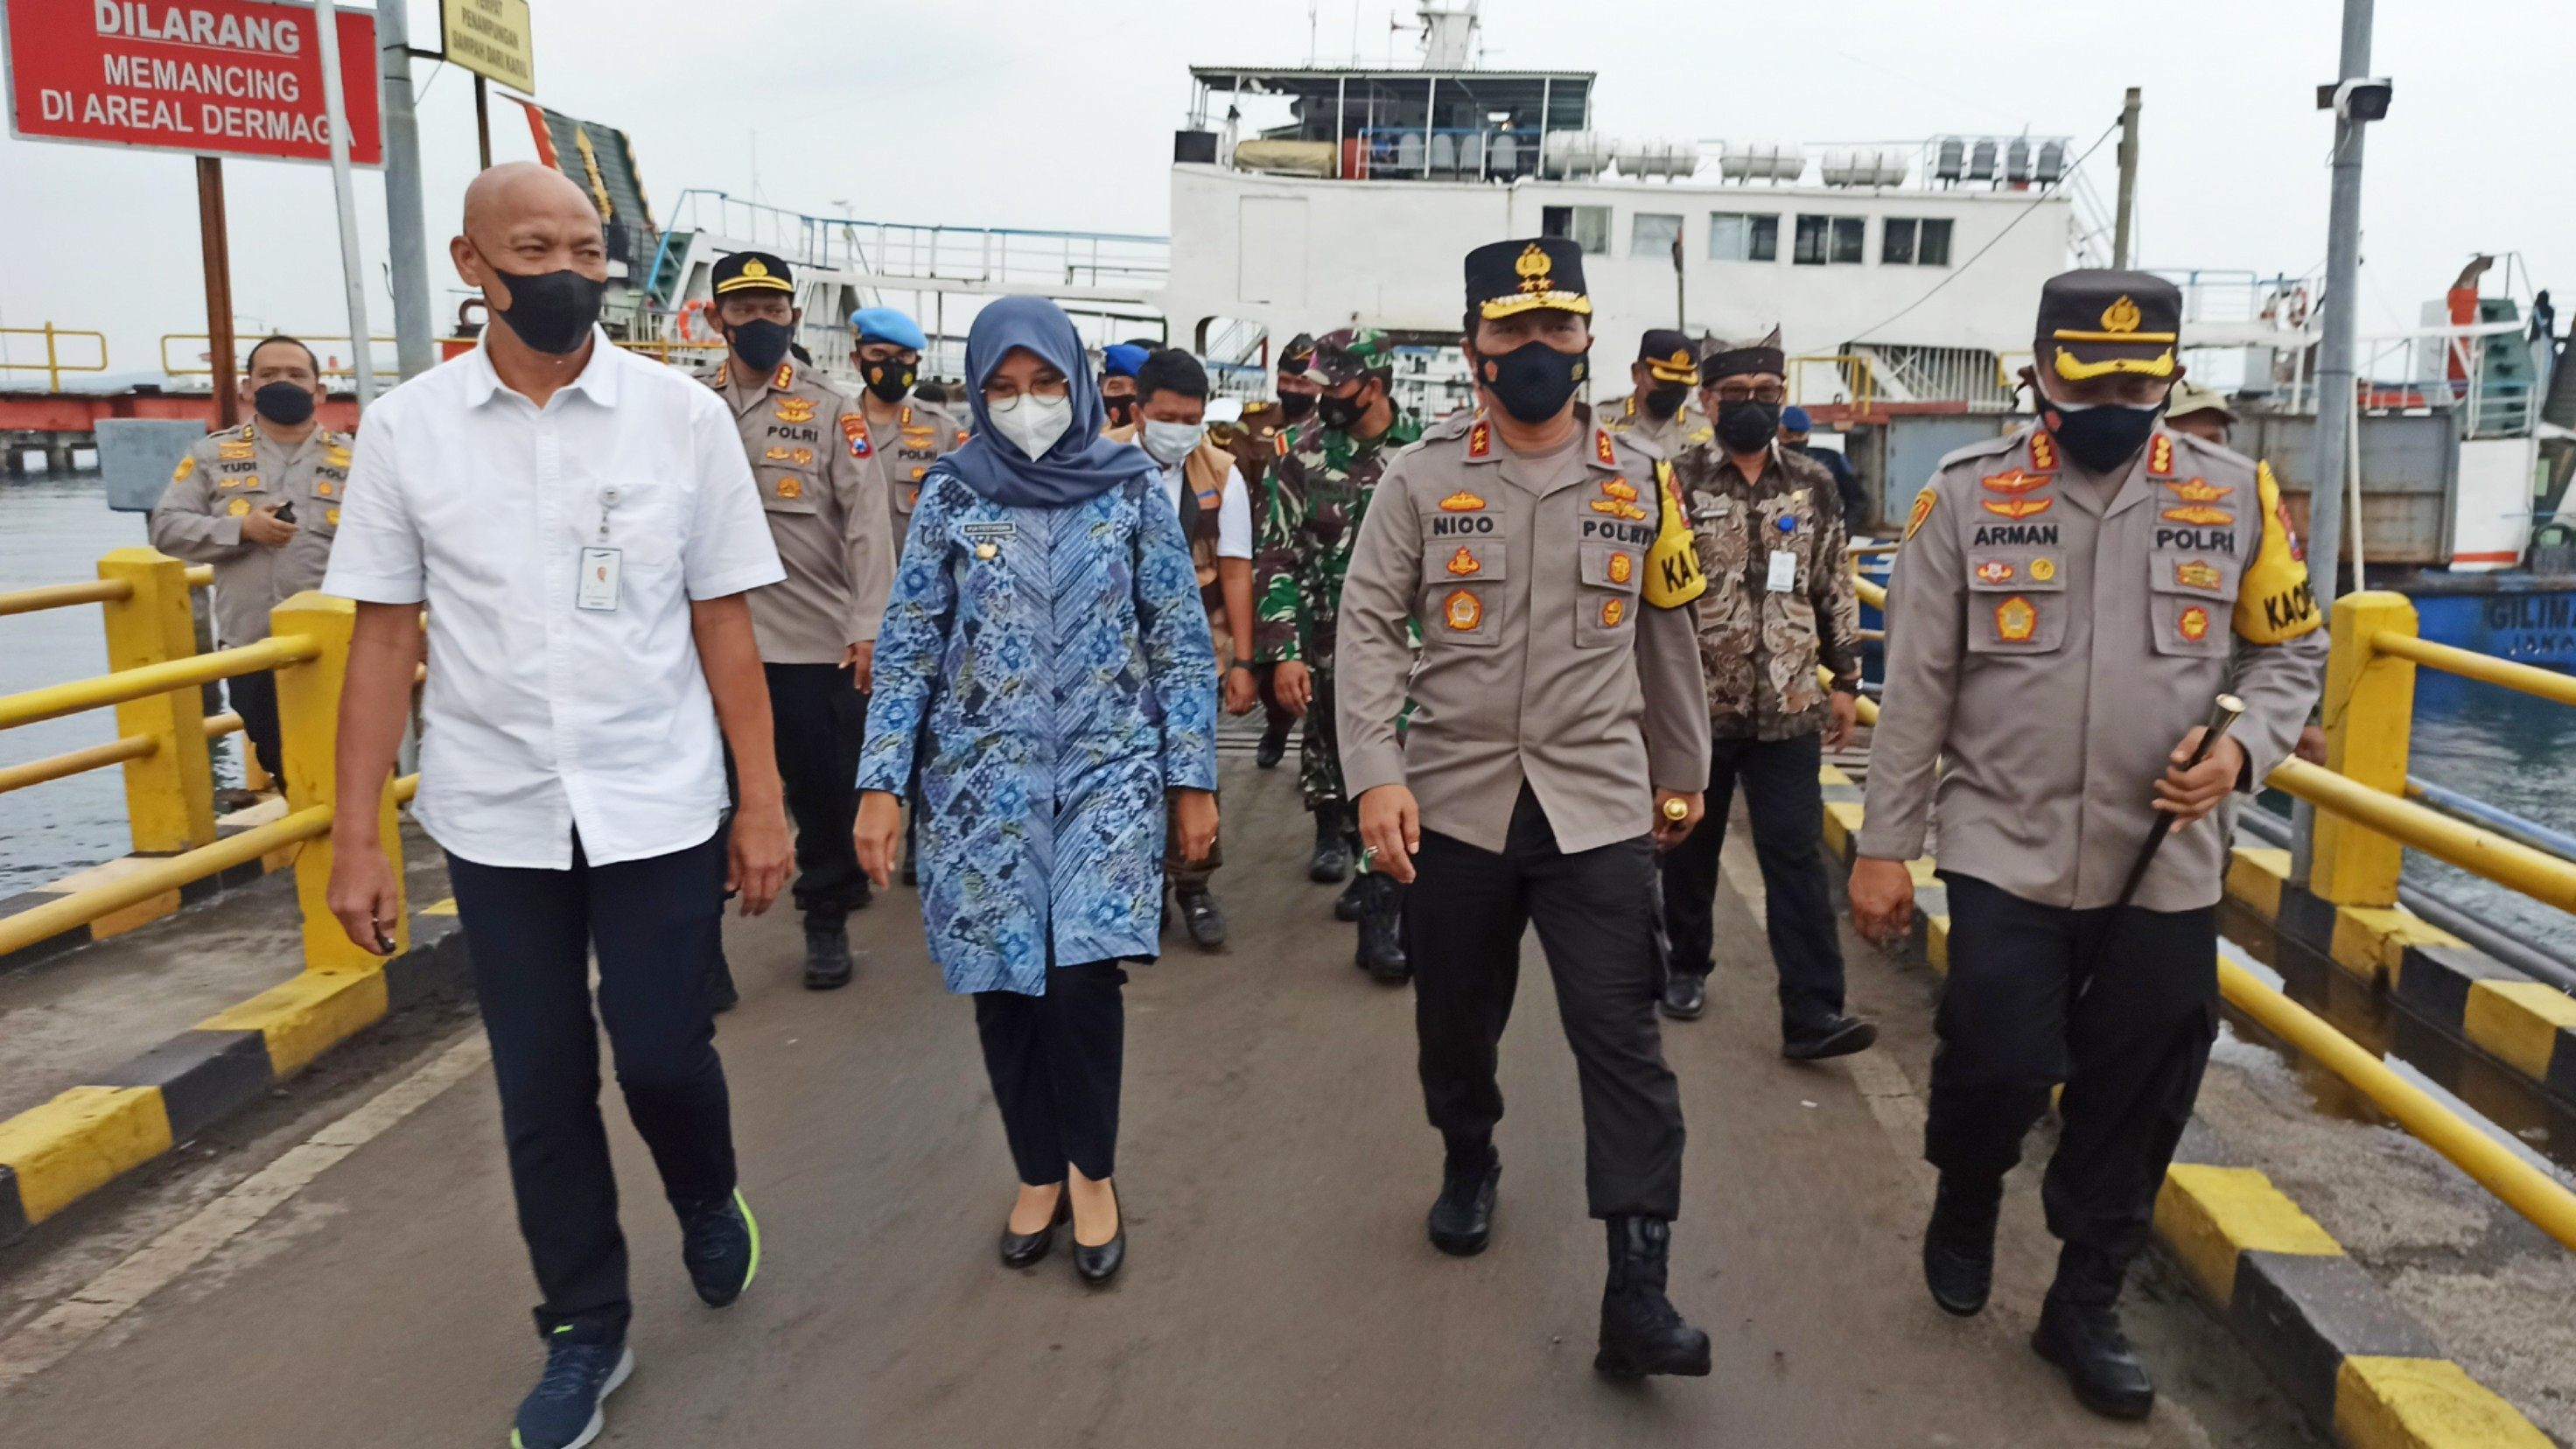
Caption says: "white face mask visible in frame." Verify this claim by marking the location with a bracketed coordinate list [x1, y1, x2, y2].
[988, 393, 1074, 461]
[1140, 418, 1206, 466]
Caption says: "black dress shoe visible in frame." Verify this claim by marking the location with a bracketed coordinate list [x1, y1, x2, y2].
[1594, 1216, 1712, 1378]
[1256, 721, 1290, 769]
[999, 1187, 1069, 1269]
[1658, 970, 1706, 1020]
[1308, 811, 1351, 884]
[1177, 889, 1228, 949]
[1782, 1014, 1879, 1060]
[1333, 875, 1367, 922]
[1426, 1154, 1499, 1256]
[1355, 874, 1410, 984]
[1922, 1173, 2002, 1316]
[1073, 1184, 1124, 1284]
[802, 926, 854, 990]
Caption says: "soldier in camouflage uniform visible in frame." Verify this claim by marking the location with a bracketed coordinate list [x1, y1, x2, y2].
[1228, 332, 1320, 769]
[1252, 326, 1423, 976]
[1657, 333, 1876, 1057]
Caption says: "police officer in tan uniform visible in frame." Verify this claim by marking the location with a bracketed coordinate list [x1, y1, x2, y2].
[1850, 270, 2326, 1419]
[1597, 328, 1713, 458]
[1339, 237, 1715, 1380]
[847, 306, 966, 557]
[149, 334, 348, 788]
[703, 252, 895, 989]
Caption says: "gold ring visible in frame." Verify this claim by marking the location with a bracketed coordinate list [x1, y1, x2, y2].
[1660, 797, 1690, 822]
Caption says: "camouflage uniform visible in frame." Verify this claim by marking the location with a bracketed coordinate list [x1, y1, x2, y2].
[1252, 410, 1424, 810]
[1673, 440, 1862, 738]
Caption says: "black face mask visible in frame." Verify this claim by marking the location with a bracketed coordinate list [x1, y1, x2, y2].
[726, 318, 794, 373]
[2045, 398, 2167, 474]
[1104, 395, 1137, 428]
[1277, 391, 1317, 423]
[1317, 383, 1374, 431]
[253, 381, 316, 426]
[1642, 384, 1689, 421]
[862, 356, 916, 404]
[1714, 398, 1782, 453]
[1477, 341, 1588, 424]
[486, 262, 605, 355]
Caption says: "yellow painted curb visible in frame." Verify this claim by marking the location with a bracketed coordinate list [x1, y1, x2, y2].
[0, 1086, 174, 1223]
[2332, 905, 2463, 987]
[2225, 846, 2290, 921]
[1925, 915, 1951, 976]
[1823, 801, 1865, 860]
[1818, 763, 1855, 788]
[2462, 982, 2576, 1083]
[2334, 1356, 2553, 1449]
[197, 969, 390, 1077]
[419, 896, 458, 917]
[2153, 1164, 2341, 1306]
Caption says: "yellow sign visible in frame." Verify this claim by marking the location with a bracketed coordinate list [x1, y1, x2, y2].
[442, 0, 535, 92]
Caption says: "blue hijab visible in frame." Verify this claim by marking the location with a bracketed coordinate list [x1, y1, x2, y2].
[936, 297, 1156, 509]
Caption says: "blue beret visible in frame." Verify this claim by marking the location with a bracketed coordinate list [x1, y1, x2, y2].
[1102, 343, 1152, 378]
[848, 307, 927, 351]
[1780, 405, 1813, 432]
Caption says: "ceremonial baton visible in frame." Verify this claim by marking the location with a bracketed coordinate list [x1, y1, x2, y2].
[2108, 693, 2246, 914]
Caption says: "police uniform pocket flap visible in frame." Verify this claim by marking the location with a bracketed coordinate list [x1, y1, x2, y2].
[1964, 549, 2065, 593]
[1424, 537, 1506, 584]
[1428, 584, 1499, 648]
[1967, 591, 2068, 655]
[2151, 594, 2230, 658]
[1578, 540, 1644, 595]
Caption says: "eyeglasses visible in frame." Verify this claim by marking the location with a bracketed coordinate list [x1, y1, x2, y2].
[1711, 384, 1788, 405]
[983, 378, 1071, 404]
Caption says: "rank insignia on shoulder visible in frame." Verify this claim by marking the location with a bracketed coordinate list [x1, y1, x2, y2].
[1903, 485, 1938, 542]
[227, 498, 251, 516]
[841, 414, 872, 458]
[1609, 552, 1634, 584]
[172, 455, 196, 482]
[2028, 430, 2058, 472]
[2179, 605, 2212, 641]
[2029, 556, 2058, 581]
[1438, 490, 1487, 512]
[1595, 429, 1618, 466]
[2147, 435, 2175, 478]
[899, 405, 915, 426]
[2174, 559, 2222, 591]
[1981, 496, 2053, 521]
[2164, 477, 2231, 503]
[1600, 598, 1626, 627]
[1975, 560, 2016, 584]
[1995, 595, 2037, 641]
[236, 423, 256, 441]
[1466, 420, 1493, 458]
[1599, 476, 1639, 502]
[1981, 468, 2049, 495]
[773, 363, 794, 390]
[2161, 504, 2234, 526]
[1443, 589, 1483, 631]
[1446, 546, 1481, 576]
[777, 478, 803, 500]
[774, 397, 817, 424]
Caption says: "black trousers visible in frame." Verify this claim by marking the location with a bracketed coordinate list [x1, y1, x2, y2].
[766, 662, 868, 928]
[445, 830, 738, 1339]
[1926, 873, 2220, 1260]
[1408, 787, 1686, 1220]
[1658, 731, 1848, 1037]
[227, 668, 282, 783]
[975, 962, 1128, 1185]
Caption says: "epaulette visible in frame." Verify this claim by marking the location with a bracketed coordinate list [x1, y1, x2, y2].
[1932, 424, 2028, 474]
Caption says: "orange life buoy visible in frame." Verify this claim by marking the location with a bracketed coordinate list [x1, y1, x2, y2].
[2286, 286, 2312, 329]
[678, 298, 718, 342]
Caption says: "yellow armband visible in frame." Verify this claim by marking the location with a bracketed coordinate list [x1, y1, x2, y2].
[2233, 461, 2323, 644]
[1643, 458, 1707, 609]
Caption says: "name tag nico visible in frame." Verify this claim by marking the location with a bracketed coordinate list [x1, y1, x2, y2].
[577, 548, 622, 612]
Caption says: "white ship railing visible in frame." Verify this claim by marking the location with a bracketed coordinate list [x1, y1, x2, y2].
[650, 190, 1171, 300]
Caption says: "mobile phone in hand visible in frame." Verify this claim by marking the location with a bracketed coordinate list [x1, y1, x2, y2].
[273, 500, 298, 524]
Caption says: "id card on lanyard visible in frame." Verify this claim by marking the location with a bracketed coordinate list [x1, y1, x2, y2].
[578, 485, 624, 612]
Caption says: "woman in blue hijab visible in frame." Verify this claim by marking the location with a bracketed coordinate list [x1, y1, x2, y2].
[856, 297, 1218, 1284]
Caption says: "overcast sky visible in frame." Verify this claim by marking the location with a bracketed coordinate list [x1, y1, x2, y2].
[2, 0, 2567, 379]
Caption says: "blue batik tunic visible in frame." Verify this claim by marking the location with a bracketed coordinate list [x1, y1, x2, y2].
[859, 472, 1220, 997]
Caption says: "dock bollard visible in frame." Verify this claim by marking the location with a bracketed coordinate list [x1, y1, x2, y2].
[270, 591, 407, 970]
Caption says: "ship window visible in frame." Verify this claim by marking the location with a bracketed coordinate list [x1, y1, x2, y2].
[1542, 205, 1612, 256]
[1631, 213, 1684, 259]
[1884, 218, 1954, 267]
[1708, 212, 1778, 262]
[1795, 215, 1866, 266]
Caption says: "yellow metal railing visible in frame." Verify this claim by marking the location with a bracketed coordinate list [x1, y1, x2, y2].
[1787, 354, 1876, 415]
[0, 324, 110, 392]
[159, 334, 396, 381]
[0, 565, 214, 620]
[0, 550, 412, 968]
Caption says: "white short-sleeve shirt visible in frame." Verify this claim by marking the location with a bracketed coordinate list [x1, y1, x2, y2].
[322, 329, 785, 869]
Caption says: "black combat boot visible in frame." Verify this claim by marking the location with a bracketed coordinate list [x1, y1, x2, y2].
[1334, 874, 1368, 922]
[1256, 718, 1290, 769]
[1658, 969, 1707, 1020]
[1594, 1216, 1712, 1378]
[803, 921, 854, 990]
[2031, 1242, 2155, 1420]
[1922, 1172, 2002, 1316]
[1355, 873, 1409, 984]
[1308, 808, 1351, 883]
[1175, 887, 1228, 949]
[1426, 1148, 1499, 1256]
